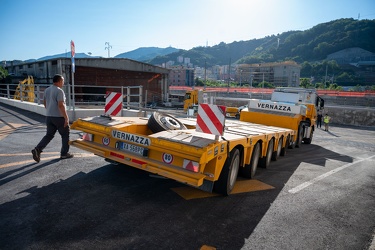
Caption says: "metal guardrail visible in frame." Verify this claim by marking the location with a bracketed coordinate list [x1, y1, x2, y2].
[0, 83, 144, 110]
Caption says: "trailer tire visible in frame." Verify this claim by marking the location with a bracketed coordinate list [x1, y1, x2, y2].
[280, 135, 289, 156]
[240, 142, 260, 179]
[272, 137, 283, 161]
[304, 129, 313, 144]
[148, 112, 187, 133]
[214, 148, 240, 196]
[288, 135, 296, 149]
[259, 139, 274, 168]
[295, 124, 304, 148]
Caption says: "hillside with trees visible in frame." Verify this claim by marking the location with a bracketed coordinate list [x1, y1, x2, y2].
[148, 18, 375, 86]
[149, 18, 374, 66]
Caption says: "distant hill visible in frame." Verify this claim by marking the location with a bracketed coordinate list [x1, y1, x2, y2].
[114, 46, 179, 61]
[147, 18, 375, 67]
[36, 52, 101, 61]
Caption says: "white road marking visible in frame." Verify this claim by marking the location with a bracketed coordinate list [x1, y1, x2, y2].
[288, 155, 375, 194]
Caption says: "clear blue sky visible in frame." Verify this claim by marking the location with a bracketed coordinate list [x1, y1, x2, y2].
[1, 0, 374, 61]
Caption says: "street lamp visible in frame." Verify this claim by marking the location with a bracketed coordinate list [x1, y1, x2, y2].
[249, 75, 253, 98]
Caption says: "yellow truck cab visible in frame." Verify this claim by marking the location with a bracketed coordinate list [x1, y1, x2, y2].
[240, 87, 324, 147]
[70, 88, 323, 196]
[183, 89, 201, 111]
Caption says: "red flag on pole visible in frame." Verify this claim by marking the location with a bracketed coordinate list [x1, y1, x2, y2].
[70, 40, 75, 58]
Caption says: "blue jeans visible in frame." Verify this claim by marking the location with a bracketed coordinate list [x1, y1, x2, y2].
[36, 116, 70, 156]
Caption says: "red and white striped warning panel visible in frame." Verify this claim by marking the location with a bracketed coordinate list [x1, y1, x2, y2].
[196, 104, 226, 136]
[183, 159, 199, 172]
[105, 92, 122, 116]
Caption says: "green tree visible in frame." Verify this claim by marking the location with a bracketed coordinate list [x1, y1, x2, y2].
[350, 84, 363, 91]
[315, 82, 326, 89]
[0, 66, 8, 80]
[257, 81, 274, 88]
[300, 78, 314, 88]
[195, 77, 204, 86]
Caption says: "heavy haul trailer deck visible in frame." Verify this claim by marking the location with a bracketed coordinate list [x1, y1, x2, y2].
[70, 114, 294, 195]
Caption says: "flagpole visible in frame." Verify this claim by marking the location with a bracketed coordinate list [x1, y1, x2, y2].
[71, 40, 76, 121]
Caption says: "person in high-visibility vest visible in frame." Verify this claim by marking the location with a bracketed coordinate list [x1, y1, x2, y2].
[324, 113, 331, 131]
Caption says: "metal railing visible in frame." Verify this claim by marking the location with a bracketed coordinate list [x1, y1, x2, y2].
[1, 83, 374, 110]
[0, 83, 144, 110]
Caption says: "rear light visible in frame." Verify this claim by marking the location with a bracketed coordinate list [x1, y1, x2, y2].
[183, 159, 199, 173]
[82, 133, 93, 141]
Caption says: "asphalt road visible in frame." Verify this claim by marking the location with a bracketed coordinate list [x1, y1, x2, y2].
[1, 103, 374, 250]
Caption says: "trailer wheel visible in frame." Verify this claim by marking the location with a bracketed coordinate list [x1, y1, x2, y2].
[271, 137, 283, 161]
[214, 148, 240, 196]
[304, 129, 313, 144]
[240, 142, 260, 179]
[295, 124, 304, 148]
[280, 135, 289, 156]
[288, 135, 295, 149]
[259, 139, 274, 168]
[148, 112, 187, 133]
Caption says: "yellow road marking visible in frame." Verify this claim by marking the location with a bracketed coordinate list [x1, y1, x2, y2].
[0, 156, 59, 168]
[171, 179, 275, 200]
[200, 245, 216, 250]
[0, 153, 95, 169]
[0, 123, 27, 140]
[0, 152, 61, 157]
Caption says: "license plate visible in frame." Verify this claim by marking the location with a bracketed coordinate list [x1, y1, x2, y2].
[116, 141, 148, 157]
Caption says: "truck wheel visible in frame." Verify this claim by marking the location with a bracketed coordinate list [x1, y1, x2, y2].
[259, 139, 274, 168]
[235, 113, 240, 119]
[295, 124, 304, 148]
[272, 137, 283, 161]
[280, 135, 289, 156]
[148, 112, 187, 133]
[240, 143, 260, 179]
[288, 135, 295, 149]
[304, 129, 313, 144]
[214, 149, 240, 196]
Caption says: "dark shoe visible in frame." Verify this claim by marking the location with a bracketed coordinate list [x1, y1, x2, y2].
[60, 153, 74, 159]
[32, 148, 41, 163]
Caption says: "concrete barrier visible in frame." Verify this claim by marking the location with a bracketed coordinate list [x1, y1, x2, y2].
[322, 106, 375, 127]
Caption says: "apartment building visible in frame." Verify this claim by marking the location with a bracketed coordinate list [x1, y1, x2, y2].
[237, 61, 301, 87]
[168, 66, 195, 86]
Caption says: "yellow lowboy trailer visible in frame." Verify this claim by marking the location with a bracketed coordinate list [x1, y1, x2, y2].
[70, 113, 294, 195]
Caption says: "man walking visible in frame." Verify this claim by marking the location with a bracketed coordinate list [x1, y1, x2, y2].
[32, 74, 73, 162]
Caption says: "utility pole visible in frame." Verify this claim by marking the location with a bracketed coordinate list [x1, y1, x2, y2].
[227, 58, 231, 93]
[204, 60, 207, 91]
[105, 42, 112, 58]
[325, 64, 328, 88]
